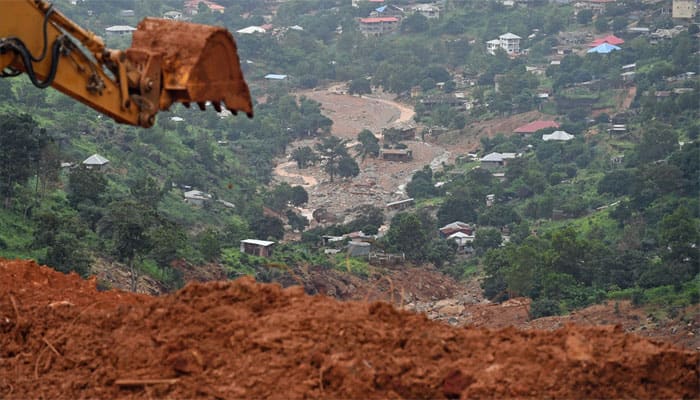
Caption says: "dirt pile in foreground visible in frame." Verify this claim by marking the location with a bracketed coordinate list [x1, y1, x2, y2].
[1, 260, 698, 399]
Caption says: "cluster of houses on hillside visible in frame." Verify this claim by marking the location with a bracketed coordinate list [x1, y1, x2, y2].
[484, 0, 696, 59]
[355, 2, 442, 36]
[478, 120, 575, 172]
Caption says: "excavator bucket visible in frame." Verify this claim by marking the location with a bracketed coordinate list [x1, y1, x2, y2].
[130, 18, 253, 118]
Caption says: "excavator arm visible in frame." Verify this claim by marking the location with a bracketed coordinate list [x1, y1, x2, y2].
[0, 0, 253, 128]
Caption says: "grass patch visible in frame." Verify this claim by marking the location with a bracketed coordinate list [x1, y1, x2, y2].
[416, 197, 444, 208]
[220, 247, 258, 278]
[442, 258, 480, 281]
[608, 275, 700, 310]
[0, 209, 40, 260]
[333, 253, 371, 277]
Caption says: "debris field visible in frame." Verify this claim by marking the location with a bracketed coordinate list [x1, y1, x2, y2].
[1, 259, 698, 399]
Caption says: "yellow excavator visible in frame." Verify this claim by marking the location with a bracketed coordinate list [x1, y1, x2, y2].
[0, 0, 253, 128]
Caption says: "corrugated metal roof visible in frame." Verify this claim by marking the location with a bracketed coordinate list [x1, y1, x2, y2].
[241, 239, 275, 247]
[82, 154, 109, 165]
[542, 130, 574, 141]
[499, 32, 521, 39]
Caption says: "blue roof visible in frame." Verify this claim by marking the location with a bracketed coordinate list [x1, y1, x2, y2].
[587, 43, 621, 54]
[375, 5, 387, 12]
[264, 74, 288, 80]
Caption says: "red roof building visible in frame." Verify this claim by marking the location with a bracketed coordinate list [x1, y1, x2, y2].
[590, 35, 625, 47]
[514, 120, 560, 134]
[439, 222, 474, 237]
[359, 17, 399, 36]
[184, 0, 225, 14]
[359, 17, 400, 23]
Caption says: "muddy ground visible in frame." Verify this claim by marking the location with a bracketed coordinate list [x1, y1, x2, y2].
[1, 259, 698, 399]
[277, 87, 446, 221]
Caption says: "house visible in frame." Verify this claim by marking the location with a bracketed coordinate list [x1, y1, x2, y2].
[380, 149, 413, 161]
[352, 0, 383, 6]
[347, 241, 371, 257]
[621, 71, 635, 83]
[82, 154, 109, 169]
[237, 26, 266, 34]
[487, 33, 521, 55]
[480, 152, 518, 169]
[486, 194, 496, 207]
[608, 124, 627, 134]
[651, 26, 686, 40]
[486, 32, 522, 54]
[589, 35, 624, 47]
[574, 0, 615, 14]
[217, 199, 235, 209]
[359, 17, 399, 36]
[672, 0, 696, 19]
[184, 0, 225, 15]
[499, 33, 521, 54]
[514, 120, 560, 136]
[184, 190, 212, 206]
[264, 74, 288, 80]
[387, 198, 415, 211]
[486, 39, 501, 55]
[526, 66, 546, 76]
[384, 121, 417, 140]
[587, 43, 621, 54]
[420, 94, 468, 109]
[447, 231, 475, 253]
[410, 86, 422, 98]
[347, 231, 374, 242]
[322, 235, 346, 247]
[559, 30, 592, 45]
[163, 11, 183, 20]
[412, 4, 440, 19]
[542, 130, 574, 141]
[105, 25, 136, 35]
[240, 239, 275, 257]
[627, 27, 650, 36]
[439, 221, 474, 237]
[370, 4, 404, 18]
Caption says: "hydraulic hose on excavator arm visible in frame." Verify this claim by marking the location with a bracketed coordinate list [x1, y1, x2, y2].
[0, 0, 253, 128]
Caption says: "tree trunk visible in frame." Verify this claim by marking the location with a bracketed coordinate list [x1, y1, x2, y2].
[129, 258, 138, 292]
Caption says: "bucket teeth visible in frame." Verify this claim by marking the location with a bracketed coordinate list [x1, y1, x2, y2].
[213, 101, 222, 112]
[197, 102, 206, 111]
[183, 102, 191, 108]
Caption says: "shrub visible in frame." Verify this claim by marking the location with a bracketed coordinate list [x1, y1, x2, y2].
[530, 298, 561, 319]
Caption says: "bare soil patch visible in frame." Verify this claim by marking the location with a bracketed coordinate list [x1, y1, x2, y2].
[276, 88, 445, 219]
[1, 259, 698, 399]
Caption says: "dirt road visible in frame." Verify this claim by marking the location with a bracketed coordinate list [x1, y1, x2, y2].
[274, 87, 443, 220]
[361, 94, 415, 126]
[273, 160, 318, 187]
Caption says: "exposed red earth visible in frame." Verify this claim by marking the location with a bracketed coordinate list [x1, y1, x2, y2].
[1, 259, 697, 399]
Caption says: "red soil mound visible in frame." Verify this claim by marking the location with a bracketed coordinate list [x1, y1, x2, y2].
[1, 259, 698, 399]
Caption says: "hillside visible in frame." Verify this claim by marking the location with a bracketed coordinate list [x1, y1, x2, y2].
[0, 3, 698, 388]
[1, 259, 698, 399]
